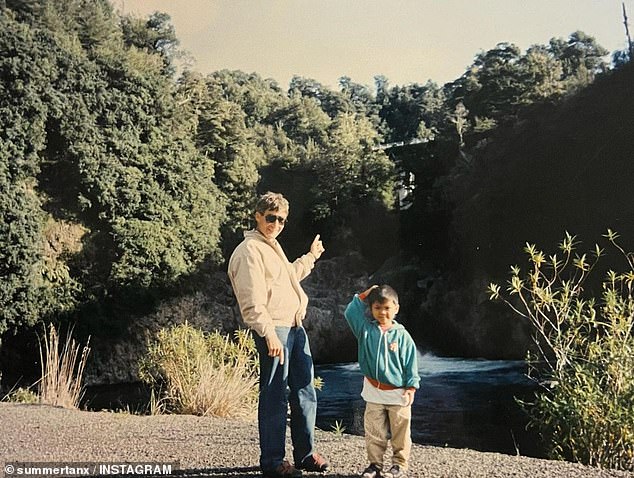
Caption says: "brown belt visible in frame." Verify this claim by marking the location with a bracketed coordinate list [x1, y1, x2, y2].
[366, 376, 399, 390]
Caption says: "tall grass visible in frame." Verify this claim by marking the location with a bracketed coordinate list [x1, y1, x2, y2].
[139, 323, 258, 419]
[489, 231, 634, 471]
[38, 324, 91, 409]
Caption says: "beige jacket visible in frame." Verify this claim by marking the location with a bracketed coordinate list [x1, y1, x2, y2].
[228, 230, 316, 338]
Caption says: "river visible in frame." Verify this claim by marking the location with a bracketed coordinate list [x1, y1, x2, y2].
[315, 352, 544, 458]
[84, 352, 543, 458]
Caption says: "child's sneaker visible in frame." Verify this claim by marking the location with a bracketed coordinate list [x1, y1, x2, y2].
[384, 464, 406, 478]
[361, 463, 382, 478]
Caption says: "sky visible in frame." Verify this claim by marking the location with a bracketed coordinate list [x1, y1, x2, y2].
[115, 0, 630, 89]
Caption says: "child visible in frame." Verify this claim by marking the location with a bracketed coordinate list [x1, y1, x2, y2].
[344, 285, 420, 478]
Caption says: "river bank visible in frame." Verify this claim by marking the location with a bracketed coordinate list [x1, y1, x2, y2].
[1, 403, 631, 478]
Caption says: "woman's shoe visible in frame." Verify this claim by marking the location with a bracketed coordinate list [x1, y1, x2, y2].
[262, 460, 302, 478]
[298, 453, 329, 472]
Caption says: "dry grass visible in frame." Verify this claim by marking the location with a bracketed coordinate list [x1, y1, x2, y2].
[38, 324, 91, 409]
[170, 354, 258, 419]
[140, 324, 258, 419]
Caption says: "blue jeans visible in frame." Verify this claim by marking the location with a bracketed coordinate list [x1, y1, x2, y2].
[254, 326, 317, 471]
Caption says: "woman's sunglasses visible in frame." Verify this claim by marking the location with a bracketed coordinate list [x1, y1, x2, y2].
[265, 214, 287, 225]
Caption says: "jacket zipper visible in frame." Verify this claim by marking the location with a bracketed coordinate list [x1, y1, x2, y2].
[375, 326, 390, 379]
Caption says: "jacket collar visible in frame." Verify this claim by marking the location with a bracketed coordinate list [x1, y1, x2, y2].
[244, 229, 278, 246]
[371, 320, 405, 331]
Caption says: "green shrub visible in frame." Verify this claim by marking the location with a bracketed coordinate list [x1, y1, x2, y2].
[489, 231, 634, 471]
[139, 323, 258, 419]
[4, 387, 39, 404]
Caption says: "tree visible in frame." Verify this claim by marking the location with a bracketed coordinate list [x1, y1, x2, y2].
[450, 102, 469, 147]
[288, 75, 349, 118]
[204, 69, 285, 126]
[0, 11, 75, 335]
[75, 0, 121, 51]
[183, 72, 265, 245]
[450, 42, 525, 121]
[339, 76, 380, 119]
[267, 94, 331, 147]
[308, 114, 394, 220]
[417, 80, 447, 139]
[60, 51, 225, 290]
[518, 45, 565, 102]
[548, 31, 608, 88]
[121, 11, 180, 74]
[0, 2, 227, 341]
[379, 83, 424, 142]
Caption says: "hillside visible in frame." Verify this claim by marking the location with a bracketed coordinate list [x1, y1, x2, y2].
[408, 62, 634, 358]
[453, 61, 634, 278]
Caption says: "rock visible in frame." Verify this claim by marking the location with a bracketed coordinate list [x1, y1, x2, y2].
[84, 256, 371, 386]
[302, 253, 371, 363]
[417, 275, 533, 359]
[365, 253, 534, 359]
[85, 272, 243, 386]
[303, 299, 357, 363]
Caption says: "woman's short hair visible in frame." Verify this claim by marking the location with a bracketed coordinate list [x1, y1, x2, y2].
[255, 192, 289, 214]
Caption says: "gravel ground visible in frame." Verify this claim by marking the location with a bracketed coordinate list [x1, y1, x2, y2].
[1, 403, 632, 478]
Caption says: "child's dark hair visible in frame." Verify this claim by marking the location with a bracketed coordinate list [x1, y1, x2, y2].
[367, 284, 399, 305]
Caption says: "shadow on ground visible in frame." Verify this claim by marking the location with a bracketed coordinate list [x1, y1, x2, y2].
[140, 467, 357, 478]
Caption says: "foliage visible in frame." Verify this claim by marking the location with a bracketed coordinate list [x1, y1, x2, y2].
[178, 68, 398, 256]
[120, 11, 180, 75]
[339, 76, 381, 123]
[61, 44, 226, 290]
[289, 75, 350, 119]
[0, 0, 623, 390]
[378, 80, 446, 143]
[489, 231, 634, 471]
[139, 323, 259, 418]
[38, 324, 91, 409]
[179, 71, 265, 244]
[330, 419, 346, 437]
[446, 32, 608, 127]
[0, 2, 226, 338]
[307, 113, 395, 221]
[3, 386, 39, 404]
[313, 375, 324, 391]
[0, 10, 72, 334]
[548, 31, 608, 82]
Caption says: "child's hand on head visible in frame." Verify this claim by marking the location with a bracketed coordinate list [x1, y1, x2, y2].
[359, 285, 379, 301]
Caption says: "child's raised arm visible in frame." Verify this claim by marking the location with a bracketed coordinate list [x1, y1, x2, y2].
[344, 285, 378, 338]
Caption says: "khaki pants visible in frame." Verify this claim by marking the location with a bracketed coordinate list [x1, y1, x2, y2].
[364, 401, 412, 470]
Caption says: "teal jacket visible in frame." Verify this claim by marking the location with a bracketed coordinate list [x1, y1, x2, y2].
[344, 294, 420, 389]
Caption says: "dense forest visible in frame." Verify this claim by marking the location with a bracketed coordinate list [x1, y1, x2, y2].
[1, 0, 632, 385]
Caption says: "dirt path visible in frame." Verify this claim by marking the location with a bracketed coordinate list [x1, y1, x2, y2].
[1, 403, 631, 478]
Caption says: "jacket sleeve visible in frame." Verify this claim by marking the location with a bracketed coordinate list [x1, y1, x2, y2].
[292, 252, 316, 281]
[228, 245, 275, 338]
[400, 334, 420, 389]
[343, 294, 367, 339]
